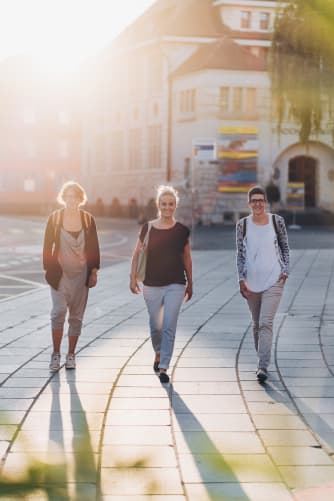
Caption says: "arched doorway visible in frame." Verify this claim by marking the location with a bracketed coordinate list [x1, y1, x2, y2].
[288, 156, 317, 207]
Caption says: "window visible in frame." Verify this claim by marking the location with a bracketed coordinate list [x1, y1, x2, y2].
[129, 128, 142, 170]
[95, 135, 107, 173]
[111, 130, 124, 170]
[241, 11, 251, 29]
[129, 60, 143, 98]
[246, 88, 256, 114]
[259, 12, 270, 30]
[233, 87, 243, 113]
[220, 87, 230, 113]
[148, 125, 162, 169]
[180, 91, 186, 113]
[179, 89, 196, 113]
[153, 103, 159, 117]
[190, 89, 196, 111]
[149, 55, 163, 92]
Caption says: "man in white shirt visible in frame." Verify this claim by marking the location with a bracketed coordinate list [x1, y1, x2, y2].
[236, 186, 290, 382]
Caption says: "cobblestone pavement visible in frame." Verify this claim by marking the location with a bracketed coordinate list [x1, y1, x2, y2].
[0, 250, 334, 500]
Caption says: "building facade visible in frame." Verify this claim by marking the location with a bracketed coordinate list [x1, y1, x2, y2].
[82, 0, 334, 218]
[0, 56, 81, 212]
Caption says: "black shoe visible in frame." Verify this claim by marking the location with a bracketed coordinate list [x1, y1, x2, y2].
[159, 372, 169, 383]
[256, 368, 268, 383]
[153, 357, 160, 372]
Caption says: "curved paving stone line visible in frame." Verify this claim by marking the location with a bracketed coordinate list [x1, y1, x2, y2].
[1, 251, 334, 500]
[98, 257, 236, 499]
[273, 250, 334, 494]
[0, 252, 231, 499]
[236, 250, 334, 498]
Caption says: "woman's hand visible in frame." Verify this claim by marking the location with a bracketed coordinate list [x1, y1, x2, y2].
[130, 276, 141, 294]
[88, 270, 98, 288]
[185, 282, 193, 301]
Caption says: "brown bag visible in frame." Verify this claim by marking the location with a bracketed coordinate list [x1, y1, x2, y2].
[136, 222, 152, 282]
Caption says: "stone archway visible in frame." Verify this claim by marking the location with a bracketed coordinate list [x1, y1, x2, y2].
[288, 155, 317, 207]
[273, 141, 334, 211]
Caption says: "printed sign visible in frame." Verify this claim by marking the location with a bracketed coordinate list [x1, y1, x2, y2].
[192, 138, 216, 161]
[217, 126, 258, 192]
[286, 182, 305, 210]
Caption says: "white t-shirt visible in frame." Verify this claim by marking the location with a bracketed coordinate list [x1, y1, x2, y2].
[245, 215, 281, 292]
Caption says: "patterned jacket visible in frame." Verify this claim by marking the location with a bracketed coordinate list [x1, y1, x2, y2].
[236, 214, 290, 282]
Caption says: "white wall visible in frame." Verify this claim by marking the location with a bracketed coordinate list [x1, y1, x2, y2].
[171, 68, 269, 179]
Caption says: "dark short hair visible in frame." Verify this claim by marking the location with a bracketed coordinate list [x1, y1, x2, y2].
[248, 185, 266, 203]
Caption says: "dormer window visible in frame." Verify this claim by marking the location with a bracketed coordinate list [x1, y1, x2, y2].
[260, 12, 270, 30]
[241, 11, 251, 29]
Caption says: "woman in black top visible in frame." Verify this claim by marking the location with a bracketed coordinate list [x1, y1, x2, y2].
[130, 185, 192, 383]
[43, 181, 100, 372]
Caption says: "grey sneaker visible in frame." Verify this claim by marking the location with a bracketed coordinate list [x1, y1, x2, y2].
[65, 354, 76, 369]
[50, 353, 61, 372]
[256, 368, 268, 383]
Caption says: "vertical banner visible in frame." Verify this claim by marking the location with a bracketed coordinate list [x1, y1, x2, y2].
[217, 126, 258, 192]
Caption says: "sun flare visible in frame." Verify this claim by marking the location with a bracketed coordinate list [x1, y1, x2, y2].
[0, 0, 155, 74]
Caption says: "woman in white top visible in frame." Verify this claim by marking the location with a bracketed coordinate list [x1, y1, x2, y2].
[236, 186, 290, 382]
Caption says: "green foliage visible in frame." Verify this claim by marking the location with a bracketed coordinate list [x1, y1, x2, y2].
[270, 0, 334, 142]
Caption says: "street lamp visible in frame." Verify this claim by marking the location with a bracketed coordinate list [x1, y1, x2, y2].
[160, 45, 173, 182]
[166, 71, 172, 182]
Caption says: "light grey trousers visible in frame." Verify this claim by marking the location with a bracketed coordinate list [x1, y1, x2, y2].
[143, 284, 185, 370]
[246, 281, 284, 370]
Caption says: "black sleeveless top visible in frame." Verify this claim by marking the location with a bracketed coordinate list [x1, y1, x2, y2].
[139, 222, 190, 286]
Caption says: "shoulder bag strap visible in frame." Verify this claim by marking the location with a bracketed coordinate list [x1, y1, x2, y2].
[52, 209, 62, 240]
[142, 222, 152, 247]
[242, 217, 247, 238]
[272, 214, 282, 249]
[80, 210, 92, 231]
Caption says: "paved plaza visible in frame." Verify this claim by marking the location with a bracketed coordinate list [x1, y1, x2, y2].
[0, 249, 334, 500]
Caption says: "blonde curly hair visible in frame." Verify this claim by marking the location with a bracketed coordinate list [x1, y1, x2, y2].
[57, 181, 87, 206]
[155, 185, 179, 207]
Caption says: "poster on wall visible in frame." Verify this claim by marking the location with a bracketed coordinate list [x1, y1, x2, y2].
[192, 138, 216, 162]
[217, 126, 258, 192]
[286, 182, 305, 210]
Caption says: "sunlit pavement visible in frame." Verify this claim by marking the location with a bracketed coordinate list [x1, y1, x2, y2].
[1, 250, 334, 500]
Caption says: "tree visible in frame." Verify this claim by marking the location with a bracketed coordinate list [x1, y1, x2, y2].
[270, 0, 334, 143]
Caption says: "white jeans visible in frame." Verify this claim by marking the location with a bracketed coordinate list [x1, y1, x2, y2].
[143, 284, 185, 370]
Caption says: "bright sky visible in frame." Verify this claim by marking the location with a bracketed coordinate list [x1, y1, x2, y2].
[0, 0, 155, 70]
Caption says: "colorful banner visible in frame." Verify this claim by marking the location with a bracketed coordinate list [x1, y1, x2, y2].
[217, 126, 258, 193]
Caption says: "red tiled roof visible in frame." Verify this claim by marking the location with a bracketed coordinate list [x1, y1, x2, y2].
[113, 0, 227, 48]
[172, 36, 267, 77]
